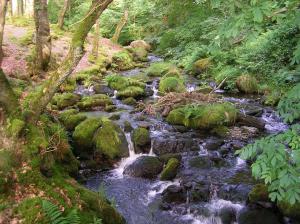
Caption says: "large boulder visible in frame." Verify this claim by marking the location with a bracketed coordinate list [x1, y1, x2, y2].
[52, 93, 81, 110]
[130, 40, 151, 51]
[123, 156, 163, 178]
[160, 158, 180, 181]
[166, 103, 237, 130]
[58, 109, 87, 131]
[145, 62, 176, 77]
[93, 84, 115, 96]
[116, 86, 145, 99]
[159, 76, 185, 93]
[93, 118, 129, 160]
[237, 207, 281, 224]
[236, 75, 259, 94]
[112, 50, 135, 71]
[132, 127, 151, 154]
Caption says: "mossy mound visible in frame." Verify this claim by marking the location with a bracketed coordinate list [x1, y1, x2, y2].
[77, 94, 113, 111]
[145, 62, 177, 77]
[122, 97, 137, 105]
[128, 47, 148, 62]
[59, 77, 77, 92]
[278, 202, 300, 220]
[112, 50, 135, 71]
[248, 184, 269, 203]
[159, 153, 182, 164]
[159, 76, 185, 93]
[130, 40, 151, 51]
[166, 103, 237, 130]
[117, 86, 145, 99]
[93, 118, 129, 160]
[160, 158, 180, 181]
[58, 109, 87, 131]
[132, 127, 151, 153]
[193, 58, 211, 74]
[72, 118, 103, 154]
[236, 74, 259, 94]
[52, 93, 81, 110]
[263, 90, 282, 106]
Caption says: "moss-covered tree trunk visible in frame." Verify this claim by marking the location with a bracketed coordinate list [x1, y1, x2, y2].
[0, 0, 7, 65]
[57, 0, 70, 30]
[33, 0, 51, 71]
[92, 18, 100, 58]
[26, 0, 113, 124]
[111, 9, 128, 43]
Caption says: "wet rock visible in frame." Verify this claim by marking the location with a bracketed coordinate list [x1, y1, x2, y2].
[189, 157, 213, 169]
[145, 85, 154, 97]
[159, 153, 182, 164]
[238, 104, 263, 117]
[93, 84, 114, 96]
[132, 127, 151, 154]
[122, 97, 137, 105]
[229, 126, 259, 141]
[237, 207, 282, 224]
[173, 125, 190, 133]
[209, 151, 229, 167]
[190, 183, 210, 202]
[219, 184, 251, 202]
[162, 185, 186, 204]
[124, 121, 133, 132]
[218, 207, 237, 224]
[277, 202, 300, 221]
[203, 138, 224, 151]
[109, 114, 121, 120]
[153, 137, 199, 155]
[248, 184, 270, 204]
[58, 109, 87, 131]
[123, 156, 163, 178]
[160, 158, 180, 181]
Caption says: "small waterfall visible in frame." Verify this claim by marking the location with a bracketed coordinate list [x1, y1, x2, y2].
[152, 80, 159, 99]
[126, 132, 136, 157]
[199, 144, 208, 156]
[186, 84, 196, 93]
[148, 139, 155, 156]
[186, 189, 191, 215]
[112, 90, 118, 99]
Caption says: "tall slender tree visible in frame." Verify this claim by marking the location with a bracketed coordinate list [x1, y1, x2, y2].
[111, 9, 128, 43]
[0, 0, 7, 65]
[92, 18, 100, 58]
[34, 0, 51, 72]
[57, 0, 70, 29]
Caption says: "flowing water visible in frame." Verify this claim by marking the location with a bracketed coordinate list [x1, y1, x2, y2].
[82, 55, 289, 224]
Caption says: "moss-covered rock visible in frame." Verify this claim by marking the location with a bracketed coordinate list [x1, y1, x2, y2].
[278, 202, 300, 220]
[59, 77, 77, 92]
[77, 94, 113, 111]
[132, 127, 151, 153]
[189, 157, 213, 169]
[106, 74, 145, 91]
[160, 158, 180, 181]
[159, 153, 182, 164]
[248, 184, 269, 203]
[263, 90, 282, 106]
[93, 119, 129, 160]
[236, 75, 259, 94]
[117, 86, 145, 99]
[72, 118, 103, 157]
[166, 103, 237, 130]
[193, 58, 211, 74]
[130, 40, 151, 51]
[112, 50, 135, 71]
[52, 93, 81, 110]
[130, 47, 148, 62]
[58, 109, 87, 131]
[145, 62, 176, 77]
[159, 76, 185, 93]
[122, 97, 137, 105]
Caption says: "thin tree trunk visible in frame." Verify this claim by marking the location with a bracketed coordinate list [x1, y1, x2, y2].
[92, 18, 100, 58]
[111, 9, 128, 43]
[57, 0, 70, 29]
[0, 0, 7, 66]
[26, 0, 113, 124]
[34, 0, 51, 71]
[8, 0, 12, 18]
[17, 0, 23, 16]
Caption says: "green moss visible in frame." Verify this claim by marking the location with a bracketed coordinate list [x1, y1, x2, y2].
[159, 76, 185, 93]
[145, 62, 175, 77]
[248, 184, 269, 203]
[93, 118, 128, 159]
[122, 97, 137, 105]
[117, 86, 145, 99]
[132, 127, 150, 147]
[52, 93, 81, 110]
[211, 126, 230, 137]
[72, 118, 103, 151]
[8, 118, 25, 137]
[59, 77, 77, 92]
[106, 74, 145, 91]
[193, 58, 211, 74]
[77, 94, 113, 111]
[263, 90, 282, 106]
[129, 47, 148, 62]
[278, 201, 300, 220]
[112, 50, 135, 70]
[159, 153, 182, 164]
[160, 158, 180, 181]
[166, 103, 237, 130]
[58, 109, 87, 131]
[18, 29, 34, 46]
[236, 74, 259, 94]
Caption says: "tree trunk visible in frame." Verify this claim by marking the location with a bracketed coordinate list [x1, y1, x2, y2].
[0, 0, 7, 66]
[8, 0, 12, 18]
[92, 18, 100, 58]
[17, 0, 23, 16]
[57, 0, 70, 30]
[26, 0, 113, 124]
[236, 113, 266, 130]
[33, 0, 51, 71]
[111, 9, 128, 43]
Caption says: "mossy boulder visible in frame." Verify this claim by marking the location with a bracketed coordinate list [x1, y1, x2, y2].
[160, 158, 180, 181]
[59, 77, 76, 92]
[130, 40, 151, 51]
[93, 118, 129, 159]
[145, 62, 176, 77]
[112, 50, 135, 71]
[236, 75, 259, 94]
[122, 97, 137, 105]
[159, 76, 185, 93]
[278, 202, 300, 220]
[159, 153, 182, 164]
[193, 58, 212, 74]
[58, 109, 87, 131]
[72, 118, 103, 157]
[189, 157, 213, 169]
[166, 103, 237, 130]
[129, 47, 148, 62]
[52, 93, 81, 110]
[248, 184, 269, 203]
[117, 86, 145, 99]
[132, 127, 151, 153]
[123, 156, 163, 178]
[77, 94, 113, 111]
[106, 74, 145, 91]
[263, 90, 281, 106]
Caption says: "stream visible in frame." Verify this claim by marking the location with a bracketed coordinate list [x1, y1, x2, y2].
[80, 55, 288, 224]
